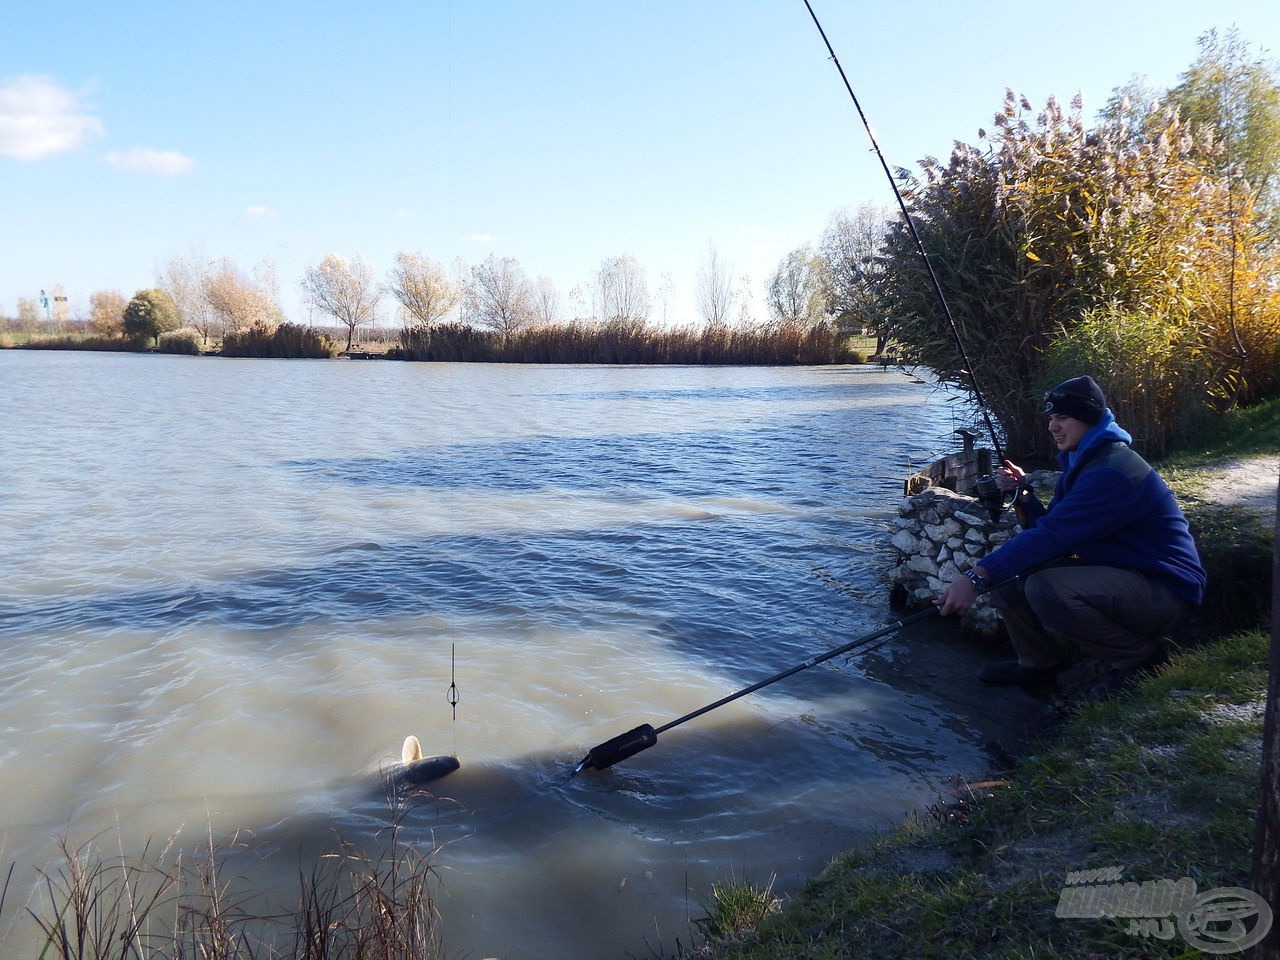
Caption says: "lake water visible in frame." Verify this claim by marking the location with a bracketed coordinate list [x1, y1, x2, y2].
[0, 351, 1038, 958]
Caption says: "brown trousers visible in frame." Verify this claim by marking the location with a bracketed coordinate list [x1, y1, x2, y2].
[989, 565, 1189, 670]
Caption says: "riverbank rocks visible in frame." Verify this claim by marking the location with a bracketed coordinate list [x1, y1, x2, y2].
[889, 487, 1019, 635]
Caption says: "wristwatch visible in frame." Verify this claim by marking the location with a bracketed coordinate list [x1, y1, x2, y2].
[964, 569, 988, 591]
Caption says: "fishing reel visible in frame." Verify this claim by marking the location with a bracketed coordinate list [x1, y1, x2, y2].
[974, 449, 1006, 523]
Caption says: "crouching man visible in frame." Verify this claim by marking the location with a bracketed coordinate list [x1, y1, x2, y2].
[937, 376, 1206, 691]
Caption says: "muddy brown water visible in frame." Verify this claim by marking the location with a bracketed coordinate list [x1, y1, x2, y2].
[0, 352, 1044, 958]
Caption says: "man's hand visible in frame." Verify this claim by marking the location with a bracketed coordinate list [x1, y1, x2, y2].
[996, 459, 1026, 494]
[936, 574, 980, 616]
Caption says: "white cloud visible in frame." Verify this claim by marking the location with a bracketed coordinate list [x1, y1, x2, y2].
[0, 74, 104, 161]
[241, 205, 277, 220]
[104, 148, 196, 175]
[466, 233, 496, 243]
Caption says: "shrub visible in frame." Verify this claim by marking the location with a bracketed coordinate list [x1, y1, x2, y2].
[874, 93, 1280, 457]
[157, 326, 203, 355]
[220, 323, 337, 358]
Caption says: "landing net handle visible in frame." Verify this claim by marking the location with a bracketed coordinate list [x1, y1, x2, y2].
[573, 606, 938, 773]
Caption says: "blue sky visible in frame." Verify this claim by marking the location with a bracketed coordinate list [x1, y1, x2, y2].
[3, 1, 1278, 327]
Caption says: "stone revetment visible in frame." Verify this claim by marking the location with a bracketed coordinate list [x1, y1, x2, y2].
[888, 485, 1018, 634]
[887, 430, 1056, 636]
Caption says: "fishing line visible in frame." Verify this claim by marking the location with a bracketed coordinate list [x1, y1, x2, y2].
[801, 0, 1004, 463]
[448, 642, 460, 753]
[448, 642, 460, 718]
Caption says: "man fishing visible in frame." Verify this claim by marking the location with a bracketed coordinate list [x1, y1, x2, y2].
[937, 375, 1206, 692]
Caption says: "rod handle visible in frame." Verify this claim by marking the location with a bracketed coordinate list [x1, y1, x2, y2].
[572, 724, 658, 774]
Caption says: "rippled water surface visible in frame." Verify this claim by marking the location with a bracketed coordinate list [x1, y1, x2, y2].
[0, 351, 1031, 958]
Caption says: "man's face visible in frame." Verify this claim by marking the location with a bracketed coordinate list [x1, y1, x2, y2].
[1047, 413, 1090, 452]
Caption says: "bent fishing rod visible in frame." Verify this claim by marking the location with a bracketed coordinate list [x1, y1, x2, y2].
[573, 605, 939, 774]
[801, 0, 1004, 464]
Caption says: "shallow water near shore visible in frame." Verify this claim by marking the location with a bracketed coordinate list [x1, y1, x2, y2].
[0, 352, 1043, 958]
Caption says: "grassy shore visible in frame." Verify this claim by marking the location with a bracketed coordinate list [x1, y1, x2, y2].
[698, 632, 1268, 959]
[694, 398, 1278, 959]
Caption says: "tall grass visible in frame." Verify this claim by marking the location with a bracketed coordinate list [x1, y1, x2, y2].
[1043, 306, 1213, 458]
[221, 323, 338, 359]
[698, 872, 782, 945]
[13, 334, 141, 352]
[3, 820, 444, 960]
[392, 318, 867, 365]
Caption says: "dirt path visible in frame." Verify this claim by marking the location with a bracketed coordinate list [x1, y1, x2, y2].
[1202, 455, 1279, 521]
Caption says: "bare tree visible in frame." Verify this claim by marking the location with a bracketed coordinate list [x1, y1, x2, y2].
[300, 253, 381, 350]
[88, 289, 127, 337]
[466, 254, 533, 336]
[531, 276, 560, 326]
[567, 284, 588, 321]
[158, 254, 218, 342]
[203, 258, 281, 335]
[820, 203, 892, 348]
[735, 273, 757, 325]
[657, 271, 676, 326]
[695, 243, 734, 326]
[593, 255, 651, 322]
[768, 244, 829, 324]
[387, 251, 459, 328]
[252, 257, 282, 310]
[16, 297, 40, 331]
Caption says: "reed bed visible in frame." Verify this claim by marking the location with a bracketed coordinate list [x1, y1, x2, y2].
[12, 334, 139, 352]
[1, 820, 445, 960]
[392, 318, 867, 365]
[220, 323, 339, 359]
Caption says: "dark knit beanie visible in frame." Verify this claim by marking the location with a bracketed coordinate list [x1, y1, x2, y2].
[1042, 376, 1106, 425]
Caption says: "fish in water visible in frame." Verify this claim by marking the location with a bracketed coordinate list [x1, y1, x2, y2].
[390, 735, 460, 786]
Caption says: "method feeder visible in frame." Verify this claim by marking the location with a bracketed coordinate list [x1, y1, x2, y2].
[572, 606, 939, 774]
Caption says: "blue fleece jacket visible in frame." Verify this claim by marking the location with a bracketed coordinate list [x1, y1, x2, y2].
[979, 411, 1206, 605]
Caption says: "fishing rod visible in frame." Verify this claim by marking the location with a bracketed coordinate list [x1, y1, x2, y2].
[572, 8, 1019, 776]
[801, 0, 1004, 465]
[573, 606, 939, 774]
